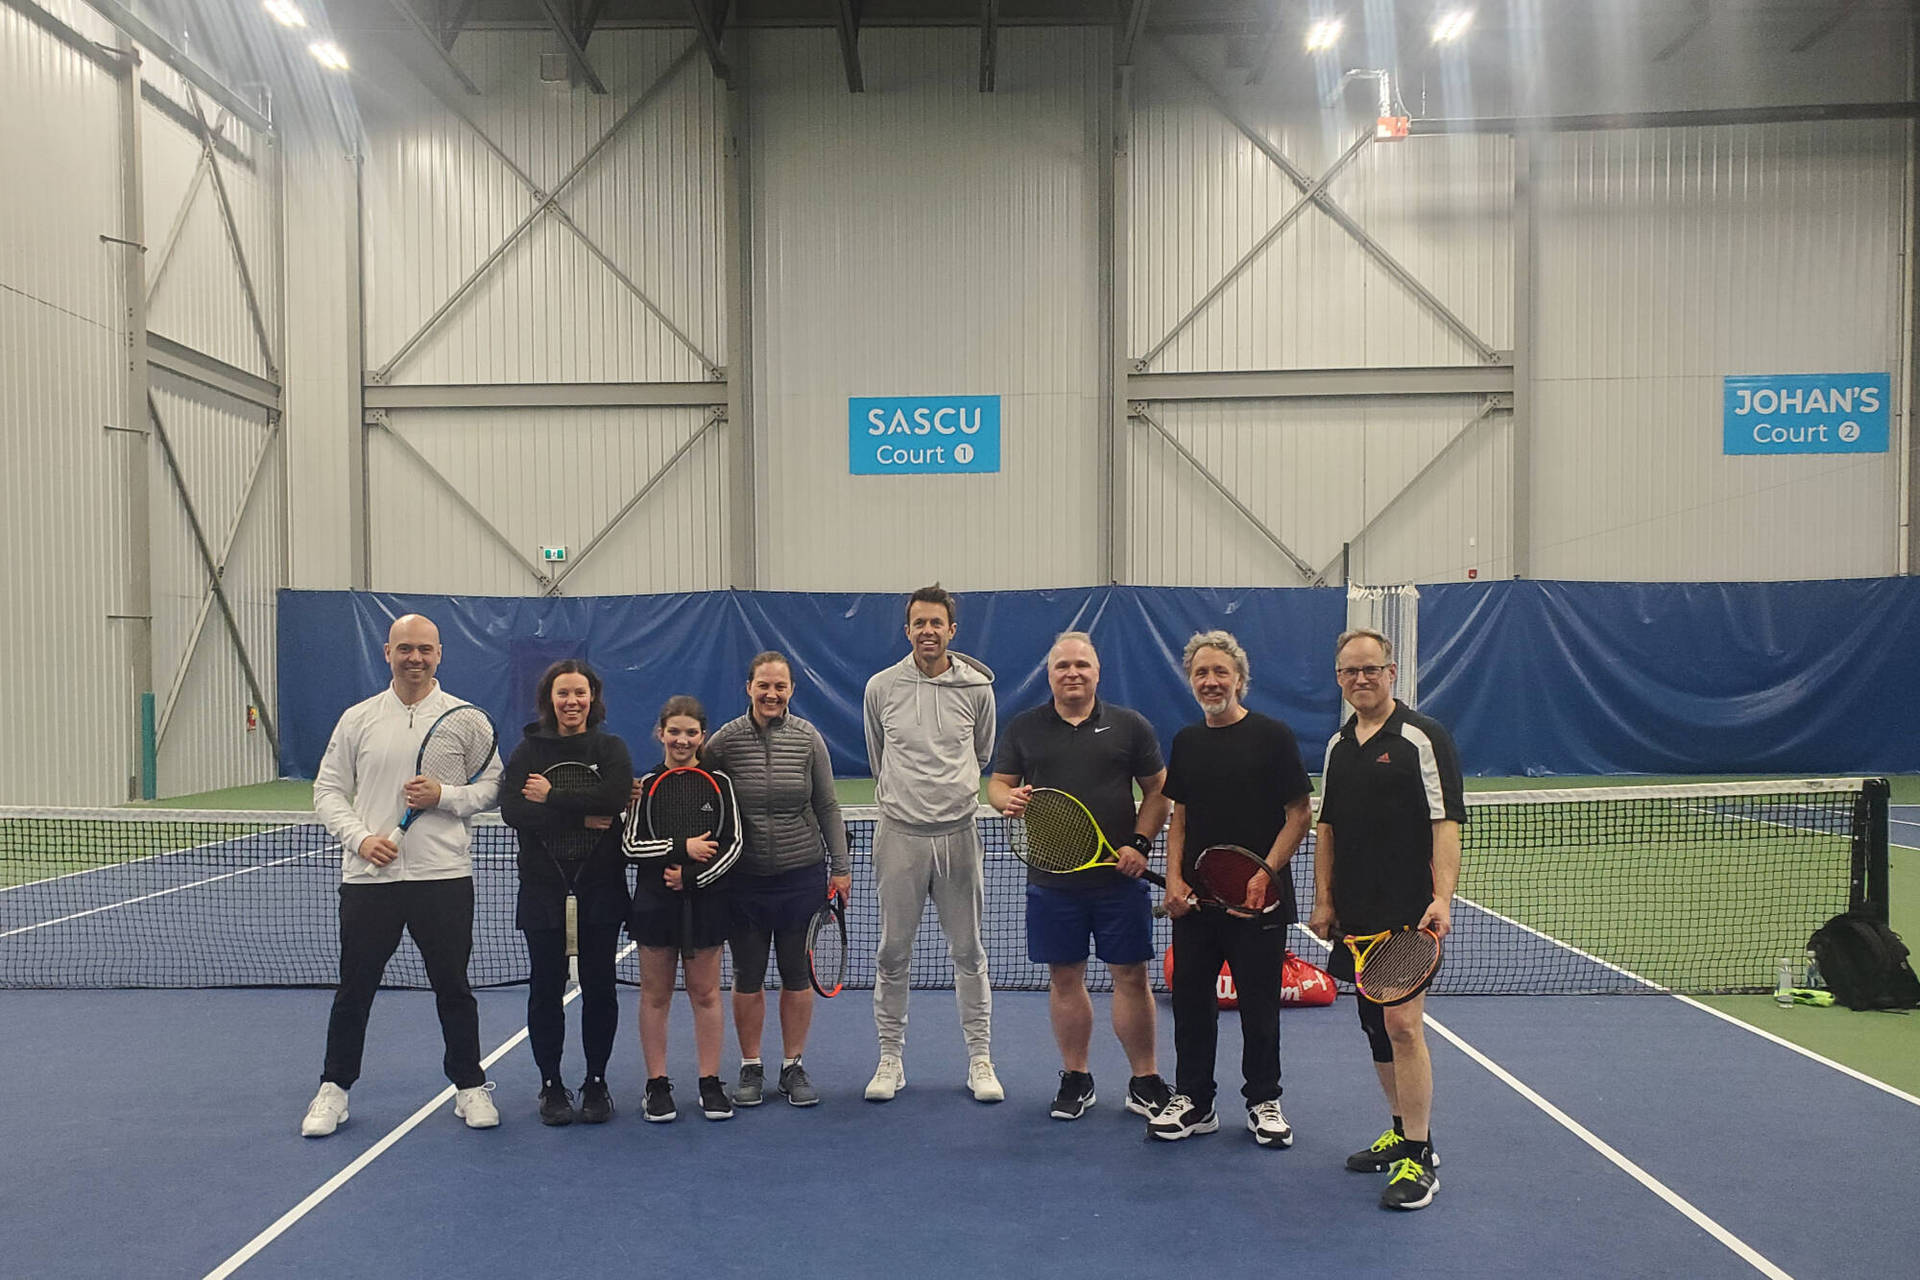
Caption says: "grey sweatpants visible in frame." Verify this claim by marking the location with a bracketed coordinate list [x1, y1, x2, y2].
[871, 817, 992, 1060]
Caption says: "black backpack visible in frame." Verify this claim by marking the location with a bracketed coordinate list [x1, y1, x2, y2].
[1807, 911, 1920, 1011]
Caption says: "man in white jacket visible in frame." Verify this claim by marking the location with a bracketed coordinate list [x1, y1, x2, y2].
[300, 613, 505, 1137]
[862, 584, 1001, 1103]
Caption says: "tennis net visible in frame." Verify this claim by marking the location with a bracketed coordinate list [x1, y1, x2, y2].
[0, 778, 1887, 994]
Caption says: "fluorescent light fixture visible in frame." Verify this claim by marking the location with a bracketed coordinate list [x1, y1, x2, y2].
[308, 40, 349, 71]
[1305, 19, 1343, 52]
[262, 0, 306, 28]
[1431, 9, 1474, 43]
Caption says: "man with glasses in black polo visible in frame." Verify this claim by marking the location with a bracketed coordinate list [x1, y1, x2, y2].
[1309, 627, 1464, 1212]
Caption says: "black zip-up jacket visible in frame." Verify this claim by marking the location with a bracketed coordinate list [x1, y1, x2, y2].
[500, 723, 634, 930]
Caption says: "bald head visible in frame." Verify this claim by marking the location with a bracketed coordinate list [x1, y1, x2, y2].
[384, 614, 441, 704]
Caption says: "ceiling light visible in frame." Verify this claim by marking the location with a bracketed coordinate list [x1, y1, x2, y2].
[1431, 9, 1474, 43]
[308, 40, 349, 71]
[262, 0, 306, 28]
[1305, 19, 1343, 52]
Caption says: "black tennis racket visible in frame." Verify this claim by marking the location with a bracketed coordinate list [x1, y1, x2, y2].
[1013, 788, 1165, 887]
[388, 705, 497, 850]
[540, 761, 604, 986]
[807, 890, 848, 998]
[644, 767, 725, 958]
[1344, 926, 1443, 1005]
[1158, 844, 1282, 919]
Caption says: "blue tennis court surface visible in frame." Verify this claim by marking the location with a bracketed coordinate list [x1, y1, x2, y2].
[0, 986, 1910, 1278]
[1890, 803, 1920, 849]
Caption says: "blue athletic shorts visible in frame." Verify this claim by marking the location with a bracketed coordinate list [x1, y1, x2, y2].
[1026, 878, 1154, 967]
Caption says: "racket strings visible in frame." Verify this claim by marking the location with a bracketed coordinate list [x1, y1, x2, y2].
[1359, 933, 1440, 999]
[1018, 794, 1101, 872]
[419, 709, 496, 780]
[541, 764, 604, 862]
[1192, 848, 1269, 907]
[647, 775, 721, 839]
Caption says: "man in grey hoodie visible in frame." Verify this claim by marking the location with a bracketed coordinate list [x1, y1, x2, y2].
[862, 584, 1002, 1103]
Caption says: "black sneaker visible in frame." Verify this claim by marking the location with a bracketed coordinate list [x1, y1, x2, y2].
[1050, 1070, 1095, 1120]
[1147, 1094, 1219, 1141]
[1346, 1129, 1441, 1173]
[538, 1081, 575, 1127]
[1379, 1156, 1439, 1210]
[1125, 1073, 1173, 1118]
[643, 1076, 676, 1123]
[779, 1062, 820, 1107]
[734, 1062, 765, 1107]
[699, 1075, 734, 1121]
[578, 1077, 613, 1124]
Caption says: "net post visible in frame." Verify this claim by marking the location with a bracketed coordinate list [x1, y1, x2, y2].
[138, 692, 157, 801]
[1852, 778, 1891, 920]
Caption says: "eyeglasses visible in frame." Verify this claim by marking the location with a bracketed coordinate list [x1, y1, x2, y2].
[1334, 664, 1392, 682]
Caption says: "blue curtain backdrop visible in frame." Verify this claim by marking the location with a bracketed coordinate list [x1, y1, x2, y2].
[278, 578, 1920, 780]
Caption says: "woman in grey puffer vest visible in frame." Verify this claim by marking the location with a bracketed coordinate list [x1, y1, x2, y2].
[702, 651, 850, 1107]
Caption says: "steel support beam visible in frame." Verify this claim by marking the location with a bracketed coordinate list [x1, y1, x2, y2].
[979, 0, 998, 93]
[386, 0, 482, 95]
[683, 0, 730, 81]
[1130, 406, 1318, 583]
[367, 415, 554, 591]
[185, 85, 279, 381]
[1153, 37, 1502, 366]
[363, 381, 726, 410]
[722, 25, 756, 588]
[1116, 0, 1151, 67]
[1127, 365, 1513, 402]
[371, 42, 704, 382]
[1652, 0, 1710, 64]
[834, 0, 865, 93]
[390, 55, 720, 380]
[1312, 398, 1506, 585]
[1512, 135, 1535, 580]
[534, 0, 607, 94]
[148, 332, 282, 413]
[113, 31, 155, 799]
[1135, 128, 1372, 370]
[549, 410, 722, 593]
[1791, 1, 1860, 53]
[75, 0, 273, 135]
[148, 394, 280, 757]
[1101, 65, 1129, 584]
[157, 421, 281, 744]
[1410, 102, 1920, 135]
[1243, 4, 1284, 86]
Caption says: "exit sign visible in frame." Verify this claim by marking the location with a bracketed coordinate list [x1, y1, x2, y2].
[540, 546, 567, 562]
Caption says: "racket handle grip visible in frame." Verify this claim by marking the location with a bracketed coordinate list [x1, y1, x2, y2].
[385, 825, 404, 850]
[1141, 869, 1166, 888]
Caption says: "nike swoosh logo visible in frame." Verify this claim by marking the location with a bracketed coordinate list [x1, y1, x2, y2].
[1093, 726, 1112, 734]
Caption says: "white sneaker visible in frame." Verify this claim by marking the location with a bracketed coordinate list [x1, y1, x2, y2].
[864, 1054, 906, 1102]
[454, 1082, 500, 1129]
[1247, 1098, 1294, 1148]
[301, 1082, 349, 1137]
[967, 1057, 1004, 1103]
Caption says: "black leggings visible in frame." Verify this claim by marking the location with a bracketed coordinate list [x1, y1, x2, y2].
[730, 920, 811, 993]
[524, 920, 623, 1082]
[1168, 910, 1288, 1110]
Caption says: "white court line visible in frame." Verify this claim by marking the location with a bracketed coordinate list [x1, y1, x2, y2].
[0, 825, 322, 896]
[1423, 1013, 1794, 1280]
[0, 851, 327, 939]
[202, 945, 635, 1280]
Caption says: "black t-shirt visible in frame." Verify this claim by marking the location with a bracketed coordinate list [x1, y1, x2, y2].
[1162, 710, 1313, 924]
[1317, 702, 1467, 935]
[991, 699, 1164, 892]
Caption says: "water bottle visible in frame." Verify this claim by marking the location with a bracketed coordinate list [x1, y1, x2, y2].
[1804, 949, 1821, 990]
[1775, 957, 1795, 1006]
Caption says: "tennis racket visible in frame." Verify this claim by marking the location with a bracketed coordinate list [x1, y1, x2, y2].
[540, 761, 604, 987]
[1013, 788, 1165, 887]
[1157, 844, 1281, 919]
[807, 889, 848, 998]
[1344, 926, 1442, 1005]
[644, 767, 726, 958]
[388, 705, 497, 850]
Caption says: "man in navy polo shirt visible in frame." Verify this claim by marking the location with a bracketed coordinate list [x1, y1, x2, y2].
[989, 631, 1173, 1122]
[1310, 627, 1465, 1212]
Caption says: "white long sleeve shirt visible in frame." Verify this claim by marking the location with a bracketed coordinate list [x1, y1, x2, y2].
[312, 681, 503, 883]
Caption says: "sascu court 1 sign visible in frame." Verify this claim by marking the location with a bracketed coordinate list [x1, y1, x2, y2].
[1723, 373, 1889, 455]
[850, 396, 1001, 475]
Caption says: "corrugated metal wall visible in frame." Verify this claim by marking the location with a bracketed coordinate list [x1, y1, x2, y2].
[748, 27, 1109, 591]
[1531, 122, 1905, 580]
[0, 1, 129, 805]
[355, 31, 728, 595]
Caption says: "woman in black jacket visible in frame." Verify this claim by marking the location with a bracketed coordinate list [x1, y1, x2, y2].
[499, 659, 633, 1126]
